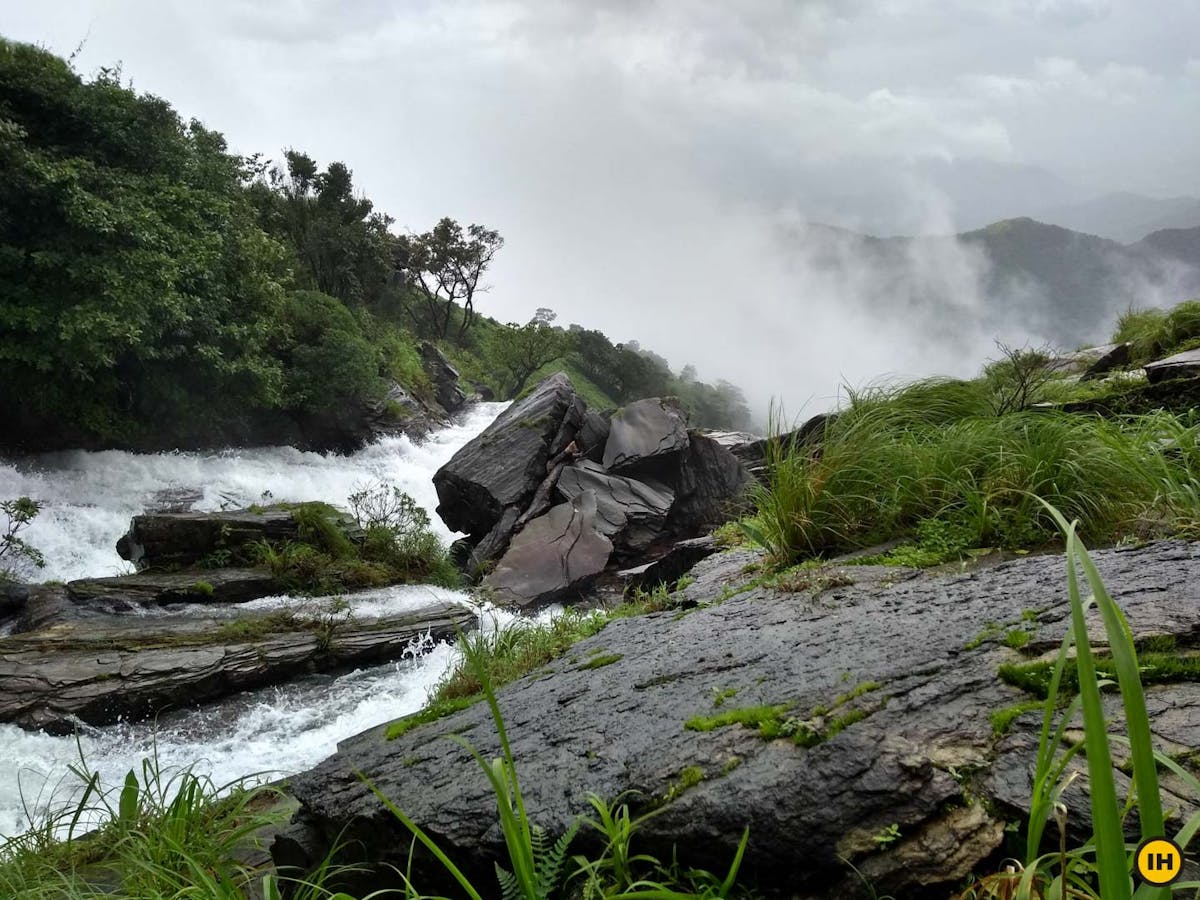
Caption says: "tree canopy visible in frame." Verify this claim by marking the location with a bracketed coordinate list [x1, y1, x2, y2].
[0, 39, 753, 450]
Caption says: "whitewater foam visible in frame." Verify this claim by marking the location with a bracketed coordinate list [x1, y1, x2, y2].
[0, 403, 516, 838]
[0, 403, 507, 583]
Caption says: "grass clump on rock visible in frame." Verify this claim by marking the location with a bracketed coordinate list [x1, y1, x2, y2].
[1113, 299, 1200, 365]
[740, 376, 1200, 567]
[254, 482, 459, 594]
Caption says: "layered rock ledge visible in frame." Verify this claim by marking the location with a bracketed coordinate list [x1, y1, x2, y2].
[0, 589, 474, 733]
[278, 540, 1200, 898]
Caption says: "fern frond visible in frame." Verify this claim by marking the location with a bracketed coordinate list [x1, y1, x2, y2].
[496, 862, 522, 900]
[536, 819, 581, 896]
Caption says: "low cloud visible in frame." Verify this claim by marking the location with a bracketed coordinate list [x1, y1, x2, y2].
[5, 0, 1198, 423]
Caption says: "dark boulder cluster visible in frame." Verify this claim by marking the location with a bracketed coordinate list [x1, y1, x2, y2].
[432, 374, 755, 607]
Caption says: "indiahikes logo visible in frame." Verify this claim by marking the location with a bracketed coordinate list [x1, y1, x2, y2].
[1135, 836, 1184, 887]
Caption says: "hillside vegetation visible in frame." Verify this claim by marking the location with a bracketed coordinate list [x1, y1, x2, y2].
[0, 39, 750, 452]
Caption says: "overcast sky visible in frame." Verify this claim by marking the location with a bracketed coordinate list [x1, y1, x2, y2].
[5, 1, 1198, 418]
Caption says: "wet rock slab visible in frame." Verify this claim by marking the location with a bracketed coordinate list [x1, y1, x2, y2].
[603, 397, 690, 472]
[281, 541, 1200, 898]
[67, 568, 281, 606]
[1145, 347, 1200, 383]
[482, 491, 613, 608]
[0, 594, 474, 733]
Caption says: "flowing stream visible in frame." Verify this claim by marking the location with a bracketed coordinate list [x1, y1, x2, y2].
[0, 404, 510, 838]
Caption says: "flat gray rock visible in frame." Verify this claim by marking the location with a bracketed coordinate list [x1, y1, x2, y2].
[67, 568, 281, 606]
[280, 540, 1200, 898]
[603, 398, 690, 471]
[1048, 342, 1131, 379]
[482, 491, 613, 608]
[0, 595, 473, 733]
[1145, 347, 1200, 383]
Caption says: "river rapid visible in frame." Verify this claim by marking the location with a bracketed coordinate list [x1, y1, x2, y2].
[0, 404, 511, 837]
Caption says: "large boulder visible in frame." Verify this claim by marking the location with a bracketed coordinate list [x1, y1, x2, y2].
[481, 491, 613, 608]
[666, 432, 753, 533]
[1145, 347, 1200, 383]
[1047, 342, 1131, 379]
[279, 541, 1200, 898]
[1078, 342, 1131, 380]
[603, 398, 690, 472]
[555, 461, 673, 554]
[117, 509, 301, 570]
[420, 342, 467, 413]
[433, 373, 584, 541]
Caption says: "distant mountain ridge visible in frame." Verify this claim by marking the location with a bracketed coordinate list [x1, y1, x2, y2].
[1031, 193, 1200, 244]
[783, 217, 1200, 350]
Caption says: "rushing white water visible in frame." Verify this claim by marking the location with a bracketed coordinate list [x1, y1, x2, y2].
[0, 403, 508, 584]
[0, 403, 514, 838]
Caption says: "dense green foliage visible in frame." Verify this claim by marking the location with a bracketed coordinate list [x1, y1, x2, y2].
[0, 42, 291, 447]
[0, 40, 750, 450]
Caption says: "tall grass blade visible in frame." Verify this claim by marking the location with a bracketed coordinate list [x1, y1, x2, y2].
[1061, 518, 1131, 900]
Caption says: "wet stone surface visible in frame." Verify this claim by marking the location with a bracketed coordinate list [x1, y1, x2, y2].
[281, 540, 1200, 897]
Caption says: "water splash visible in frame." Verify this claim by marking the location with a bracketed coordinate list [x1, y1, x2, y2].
[0, 403, 507, 583]
[0, 404, 517, 838]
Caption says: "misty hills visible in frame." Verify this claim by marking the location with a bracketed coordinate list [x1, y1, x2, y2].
[793, 159, 1199, 243]
[784, 217, 1200, 350]
[1032, 193, 1200, 245]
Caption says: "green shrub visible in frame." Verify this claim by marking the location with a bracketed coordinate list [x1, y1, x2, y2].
[1, 497, 44, 581]
[277, 290, 386, 414]
[290, 501, 355, 559]
[254, 485, 459, 593]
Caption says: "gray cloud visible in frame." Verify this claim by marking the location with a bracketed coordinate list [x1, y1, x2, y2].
[4, 0, 1197, 420]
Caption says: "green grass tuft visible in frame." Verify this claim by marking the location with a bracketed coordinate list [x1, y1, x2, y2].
[578, 652, 624, 671]
[741, 377, 1200, 567]
[990, 700, 1045, 737]
[998, 651, 1200, 699]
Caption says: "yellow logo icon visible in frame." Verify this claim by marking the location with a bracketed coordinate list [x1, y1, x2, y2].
[1135, 837, 1184, 886]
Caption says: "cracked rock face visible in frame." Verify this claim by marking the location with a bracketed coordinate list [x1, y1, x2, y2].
[603, 397, 690, 471]
[555, 460, 674, 554]
[279, 540, 1200, 898]
[482, 490, 614, 607]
